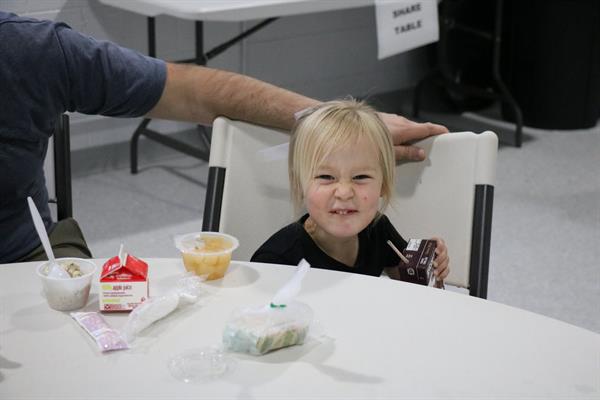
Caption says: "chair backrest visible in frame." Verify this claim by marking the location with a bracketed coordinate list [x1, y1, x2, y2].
[389, 130, 497, 297]
[43, 114, 72, 221]
[203, 117, 497, 298]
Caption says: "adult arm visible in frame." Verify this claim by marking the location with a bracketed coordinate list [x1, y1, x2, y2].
[148, 63, 448, 161]
[147, 62, 319, 131]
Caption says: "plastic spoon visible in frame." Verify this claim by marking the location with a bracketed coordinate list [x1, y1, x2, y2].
[27, 196, 69, 279]
[118, 243, 126, 267]
[270, 259, 310, 307]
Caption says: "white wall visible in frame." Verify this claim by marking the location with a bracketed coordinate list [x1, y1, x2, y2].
[1, 0, 430, 151]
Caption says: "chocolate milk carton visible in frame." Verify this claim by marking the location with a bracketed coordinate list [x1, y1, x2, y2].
[99, 253, 148, 312]
[385, 239, 437, 286]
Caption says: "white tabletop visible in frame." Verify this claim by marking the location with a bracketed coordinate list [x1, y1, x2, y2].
[1, 258, 598, 399]
[98, 0, 373, 22]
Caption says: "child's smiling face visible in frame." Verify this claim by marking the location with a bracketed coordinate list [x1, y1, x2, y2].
[304, 136, 383, 239]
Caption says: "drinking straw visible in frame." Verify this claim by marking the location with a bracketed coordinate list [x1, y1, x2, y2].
[386, 240, 410, 264]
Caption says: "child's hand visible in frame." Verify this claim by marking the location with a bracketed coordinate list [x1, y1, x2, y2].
[431, 237, 449, 285]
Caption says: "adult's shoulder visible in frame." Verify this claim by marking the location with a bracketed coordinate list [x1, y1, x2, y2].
[50, 17, 166, 117]
[0, 12, 76, 138]
[0, 11, 58, 28]
[0, 12, 68, 60]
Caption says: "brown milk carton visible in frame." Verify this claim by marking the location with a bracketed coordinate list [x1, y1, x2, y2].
[385, 239, 437, 286]
[99, 254, 148, 312]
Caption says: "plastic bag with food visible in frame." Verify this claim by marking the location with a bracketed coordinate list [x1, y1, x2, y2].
[222, 259, 313, 355]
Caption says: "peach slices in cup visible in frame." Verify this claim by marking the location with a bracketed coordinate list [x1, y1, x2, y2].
[175, 232, 239, 280]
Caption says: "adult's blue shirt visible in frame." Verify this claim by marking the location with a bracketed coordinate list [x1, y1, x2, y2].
[0, 12, 167, 262]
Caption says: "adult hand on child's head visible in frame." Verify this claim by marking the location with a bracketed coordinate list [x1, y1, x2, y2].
[377, 112, 448, 161]
[431, 237, 449, 285]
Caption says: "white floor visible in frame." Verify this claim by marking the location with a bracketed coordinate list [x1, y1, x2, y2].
[72, 119, 600, 334]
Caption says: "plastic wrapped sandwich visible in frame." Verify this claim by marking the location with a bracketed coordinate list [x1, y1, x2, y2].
[223, 259, 313, 355]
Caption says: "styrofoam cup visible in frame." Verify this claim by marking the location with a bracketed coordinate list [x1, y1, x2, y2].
[37, 258, 96, 311]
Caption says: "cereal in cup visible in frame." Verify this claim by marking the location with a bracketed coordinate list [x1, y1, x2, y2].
[37, 258, 96, 311]
[174, 232, 239, 280]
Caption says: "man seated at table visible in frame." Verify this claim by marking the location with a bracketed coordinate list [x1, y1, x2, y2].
[0, 11, 447, 263]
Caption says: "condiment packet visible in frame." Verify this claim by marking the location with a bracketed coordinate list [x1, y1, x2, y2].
[71, 312, 128, 352]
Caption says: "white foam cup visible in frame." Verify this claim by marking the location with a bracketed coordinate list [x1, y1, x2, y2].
[36, 258, 96, 311]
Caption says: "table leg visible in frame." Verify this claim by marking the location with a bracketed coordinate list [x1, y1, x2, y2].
[491, 0, 523, 147]
[130, 17, 161, 174]
[128, 17, 279, 175]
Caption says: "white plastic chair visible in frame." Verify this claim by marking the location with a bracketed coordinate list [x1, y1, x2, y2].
[203, 117, 497, 298]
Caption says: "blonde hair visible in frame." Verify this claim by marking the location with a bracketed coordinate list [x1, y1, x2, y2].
[289, 99, 395, 216]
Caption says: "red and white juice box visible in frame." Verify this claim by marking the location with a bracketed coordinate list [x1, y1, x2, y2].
[99, 253, 148, 312]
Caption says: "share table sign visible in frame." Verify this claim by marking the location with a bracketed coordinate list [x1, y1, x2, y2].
[375, 0, 439, 59]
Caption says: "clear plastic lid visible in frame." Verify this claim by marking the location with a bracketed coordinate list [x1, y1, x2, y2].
[168, 347, 236, 383]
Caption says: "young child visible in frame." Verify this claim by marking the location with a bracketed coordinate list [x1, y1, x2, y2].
[251, 100, 449, 284]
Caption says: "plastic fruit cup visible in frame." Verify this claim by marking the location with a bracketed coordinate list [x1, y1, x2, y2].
[36, 258, 96, 311]
[175, 232, 239, 280]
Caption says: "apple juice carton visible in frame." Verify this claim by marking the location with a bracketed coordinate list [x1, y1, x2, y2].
[99, 253, 148, 312]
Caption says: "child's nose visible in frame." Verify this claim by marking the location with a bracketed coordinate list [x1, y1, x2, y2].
[334, 182, 354, 199]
